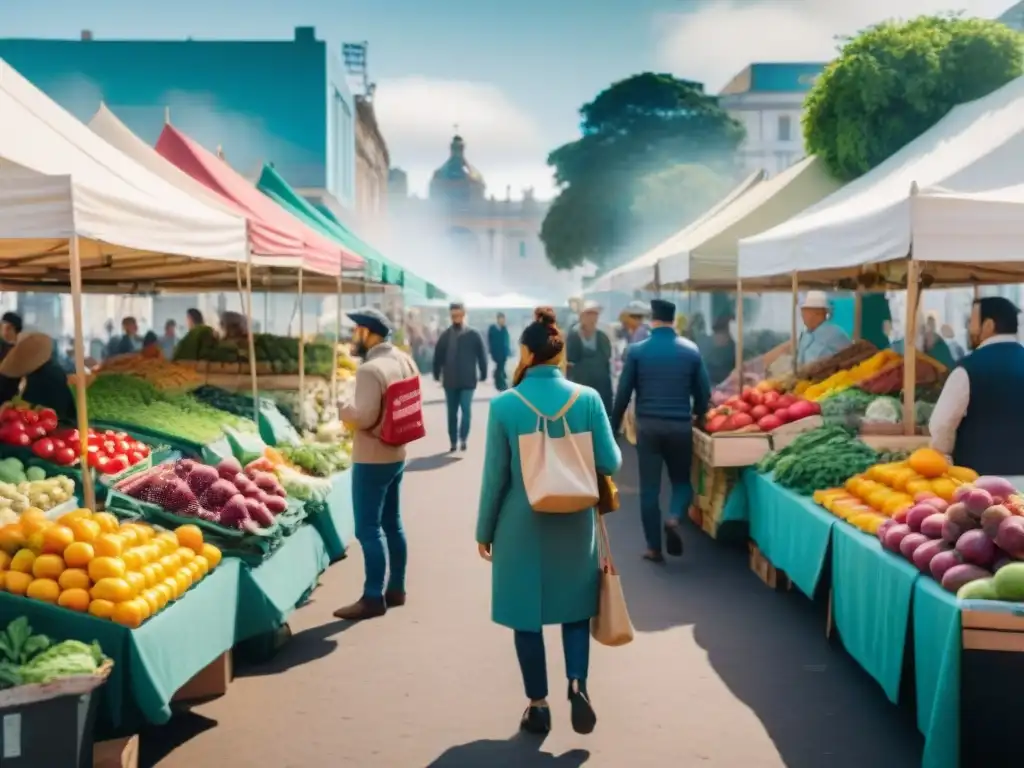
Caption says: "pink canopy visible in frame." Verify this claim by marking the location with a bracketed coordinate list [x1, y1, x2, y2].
[155, 125, 361, 275]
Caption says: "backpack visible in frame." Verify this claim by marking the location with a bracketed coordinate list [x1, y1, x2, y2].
[379, 355, 425, 447]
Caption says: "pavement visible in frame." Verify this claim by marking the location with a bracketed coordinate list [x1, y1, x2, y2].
[143, 380, 923, 767]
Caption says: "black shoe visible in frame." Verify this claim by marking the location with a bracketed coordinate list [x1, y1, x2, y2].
[520, 704, 551, 735]
[664, 524, 684, 557]
[449, 443, 457, 453]
[332, 596, 386, 621]
[568, 680, 597, 734]
[643, 550, 665, 563]
[460, 441, 468, 451]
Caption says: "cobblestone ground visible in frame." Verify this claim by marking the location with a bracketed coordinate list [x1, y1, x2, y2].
[144, 381, 922, 767]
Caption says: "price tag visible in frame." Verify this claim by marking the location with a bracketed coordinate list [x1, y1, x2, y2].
[3, 712, 21, 758]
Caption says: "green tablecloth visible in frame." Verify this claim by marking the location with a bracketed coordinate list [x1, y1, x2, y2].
[831, 523, 918, 703]
[913, 577, 961, 768]
[745, 471, 834, 598]
[0, 558, 240, 731]
[235, 524, 329, 642]
[308, 469, 354, 562]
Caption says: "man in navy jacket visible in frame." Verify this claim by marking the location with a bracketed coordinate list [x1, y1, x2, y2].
[486, 312, 511, 391]
[611, 299, 712, 562]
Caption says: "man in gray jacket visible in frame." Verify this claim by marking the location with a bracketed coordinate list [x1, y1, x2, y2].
[433, 302, 487, 451]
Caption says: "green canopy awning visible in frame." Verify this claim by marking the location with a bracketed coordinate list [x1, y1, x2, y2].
[256, 164, 433, 297]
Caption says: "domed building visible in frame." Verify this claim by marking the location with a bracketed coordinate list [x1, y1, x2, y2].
[428, 135, 486, 203]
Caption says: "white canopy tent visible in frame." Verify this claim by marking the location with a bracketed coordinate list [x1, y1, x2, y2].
[586, 170, 764, 294]
[0, 59, 248, 290]
[738, 74, 1024, 287]
[411, 291, 544, 310]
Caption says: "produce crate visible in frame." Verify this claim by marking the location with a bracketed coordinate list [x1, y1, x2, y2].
[693, 428, 771, 468]
[93, 735, 139, 768]
[171, 651, 232, 703]
[691, 460, 739, 538]
[204, 373, 332, 392]
[748, 542, 790, 591]
[857, 434, 931, 452]
[206, 362, 240, 375]
[769, 415, 824, 451]
[960, 608, 1024, 766]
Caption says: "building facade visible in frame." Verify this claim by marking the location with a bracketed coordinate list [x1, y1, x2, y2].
[0, 27, 358, 338]
[354, 95, 389, 238]
[999, 1, 1024, 30]
[718, 62, 825, 176]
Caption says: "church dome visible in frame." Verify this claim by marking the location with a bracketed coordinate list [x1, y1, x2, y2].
[429, 135, 485, 201]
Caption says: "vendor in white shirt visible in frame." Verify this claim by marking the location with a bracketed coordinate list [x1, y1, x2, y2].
[796, 291, 853, 367]
[929, 296, 1024, 475]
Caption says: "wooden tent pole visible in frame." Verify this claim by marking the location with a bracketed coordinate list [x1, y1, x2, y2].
[853, 290, 863, 342]
[332, 273, 343, 405]
[791, 272, 798, 376]
[298, 267, 305, 427]
[68, 236, 95, 511]
[903, 259, 920, 436]
[735, 277, 744, 386]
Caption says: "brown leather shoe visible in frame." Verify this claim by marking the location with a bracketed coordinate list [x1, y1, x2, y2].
[384, 589, 406, 607]
[333, 597, 386, 621]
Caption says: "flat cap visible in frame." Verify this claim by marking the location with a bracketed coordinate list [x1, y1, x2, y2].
[625, 300, 651, 317]
[650, 298, 676, 323]
[347, 307, 393, 338]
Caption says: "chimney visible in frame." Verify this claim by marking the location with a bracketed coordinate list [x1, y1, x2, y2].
[81, 30, 93, 41]
[294, 27, 315, 43]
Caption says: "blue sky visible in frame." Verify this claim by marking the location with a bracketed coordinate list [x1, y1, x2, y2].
[0, 0, 1013, 198]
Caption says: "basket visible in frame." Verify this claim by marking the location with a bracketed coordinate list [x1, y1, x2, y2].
[0, 660, 112, 709]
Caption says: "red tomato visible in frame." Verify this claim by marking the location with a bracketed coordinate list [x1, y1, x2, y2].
[53, 446, 77, 465]
[127, 451, 145, 466]
[0, 409, 20, 424]
[38, 408, 57, 422]
[14, 433, 32, 448]
[104, 430, 116, 438]
[6, 421, 26, 435]
[31, 438, 55, 460]
[51, 439, 66, 451]
[38, 417, 58, 434]
[21, 410, 39, 425]
[133, 442, 150, 458]
[86, 445, 102, 468]
[105, 455, 129, 475]
[95, 455, 111, 473]
[103, 440, 117, 456]
[115, 439, 132, 454]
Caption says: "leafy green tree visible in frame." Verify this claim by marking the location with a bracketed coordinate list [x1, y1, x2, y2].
[804, 15, 1023, 181]
[541, 73, 744, 270]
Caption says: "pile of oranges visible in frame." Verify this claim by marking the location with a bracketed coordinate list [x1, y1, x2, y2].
[0, 507, 222, 628]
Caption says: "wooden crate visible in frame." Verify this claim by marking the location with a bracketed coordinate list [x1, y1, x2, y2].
[94, 736, 139, 768]
[693, 428, 771, 468]
[687, 505, 719, 539]
[770, 415, 824, 451]
[172, 651, 232, 703]
[749, 543, 790, 591]
[857, 434, 931, 452]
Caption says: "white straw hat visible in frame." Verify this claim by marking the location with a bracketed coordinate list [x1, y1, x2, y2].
[801, 291, 830, 310]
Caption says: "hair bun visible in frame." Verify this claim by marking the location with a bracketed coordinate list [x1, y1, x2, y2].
[534, 307, 557, 326]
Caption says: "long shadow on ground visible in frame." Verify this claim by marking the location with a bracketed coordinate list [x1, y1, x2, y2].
[605, 440, 923, 768]
[425, 733, 589, 767]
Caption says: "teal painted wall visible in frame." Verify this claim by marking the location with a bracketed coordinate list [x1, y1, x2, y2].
[0, 32, 355, 204]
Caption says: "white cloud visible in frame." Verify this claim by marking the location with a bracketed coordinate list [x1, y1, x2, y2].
[656, 0, 1012, 92]
[374, 77, 555, 199]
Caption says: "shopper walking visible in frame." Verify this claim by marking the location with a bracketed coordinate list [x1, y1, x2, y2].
[566, 300, 613, 415]
[433, 302, 487, 451]
[477, 308, 622, 735]
[334, 307, 420, 621]
[487, 312, 512, 391]
[611, 299, 711, 562]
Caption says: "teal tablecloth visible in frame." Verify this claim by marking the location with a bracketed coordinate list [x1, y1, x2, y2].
[308, 469, 354, 562]
[831, 523, 918, 703]
[235, 524, 330, 642]
[913, 577, 961, 768]
[720, 475, 749, 524]
[745, 471, 834, 598]
[0, 558, 240, 730]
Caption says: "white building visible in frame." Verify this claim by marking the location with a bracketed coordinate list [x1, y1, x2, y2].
[1000, 1, 1024, 30]
[718, 62, 826, 176]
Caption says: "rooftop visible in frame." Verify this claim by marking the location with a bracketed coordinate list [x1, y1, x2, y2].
[719, 62, 826, 96]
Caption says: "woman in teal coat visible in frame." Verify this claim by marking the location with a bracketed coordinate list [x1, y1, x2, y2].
[476, 309, 622, 736]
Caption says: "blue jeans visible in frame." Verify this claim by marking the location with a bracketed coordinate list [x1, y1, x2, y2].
[352, 461, 406, 599]
[513, 620, 591, 700]
[444, 387, 474, 444]
[493, 359, 508, 391]
[636, 418, 693, 551]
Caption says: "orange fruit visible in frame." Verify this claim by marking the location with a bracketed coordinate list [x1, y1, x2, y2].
[111, 599, 144, 628]
[69, 518, 100, 544]
[0, 551, 11, 571]
[930, 478, 958, 503]
[135, 596, 152, 621]
[175, 547, 196, 564]
[155, 533, 178, 555]
[118, 526, 139, 548]
[9, 549, 36, 574]
[124, 571, 145, 597]
[63, 542, 95, 569]
[0, 572, 6, 589]
[948, 466, 979, 483]
[175, 524, 204, 554]
[153, 582, 174, 607]
[140, 564, 160, 588]
[121, 548, 144, 572]
[58, 588, 91, 612]
[88, 599, 116, 619]
[0, 525, 25, 555]
[93, 534, 124, 558]
[58, 568, 91, 591]
[90, 577, 133, 603]
[26, 578, 60, 603]
[4, 571, 31, 595]
[201, 543, 222, 569]
[25, 531, 45, 554]
[139, 589, 160, 614]
[20, 509, 49, 536]
[908, 448, 950, 479]
[132, 524, 154, 545]
[91, 512, 119, 533]
[88, 556, 126, 582]
[162, 576, 181, 600]
[56, 509, 91, 526]
[31, 554, 65, 580]
[192, 555, 210, 577]
[905, 479, 933, 497]
[174, 568, 193, 594]
[159, 554, 182, 574]
[187, 561, 203, 581]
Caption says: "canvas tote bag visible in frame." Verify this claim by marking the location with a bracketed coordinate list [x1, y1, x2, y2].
[510, 387, 599, 513]
[591, 514, 635, 647]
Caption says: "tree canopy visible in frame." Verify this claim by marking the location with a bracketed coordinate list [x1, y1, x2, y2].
[804, 14, 1024, 181]
[540, 73, 744, 271]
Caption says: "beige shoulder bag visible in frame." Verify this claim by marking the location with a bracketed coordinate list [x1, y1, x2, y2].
[510, 387, 599, 513]
[591, 514, 635, 646]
